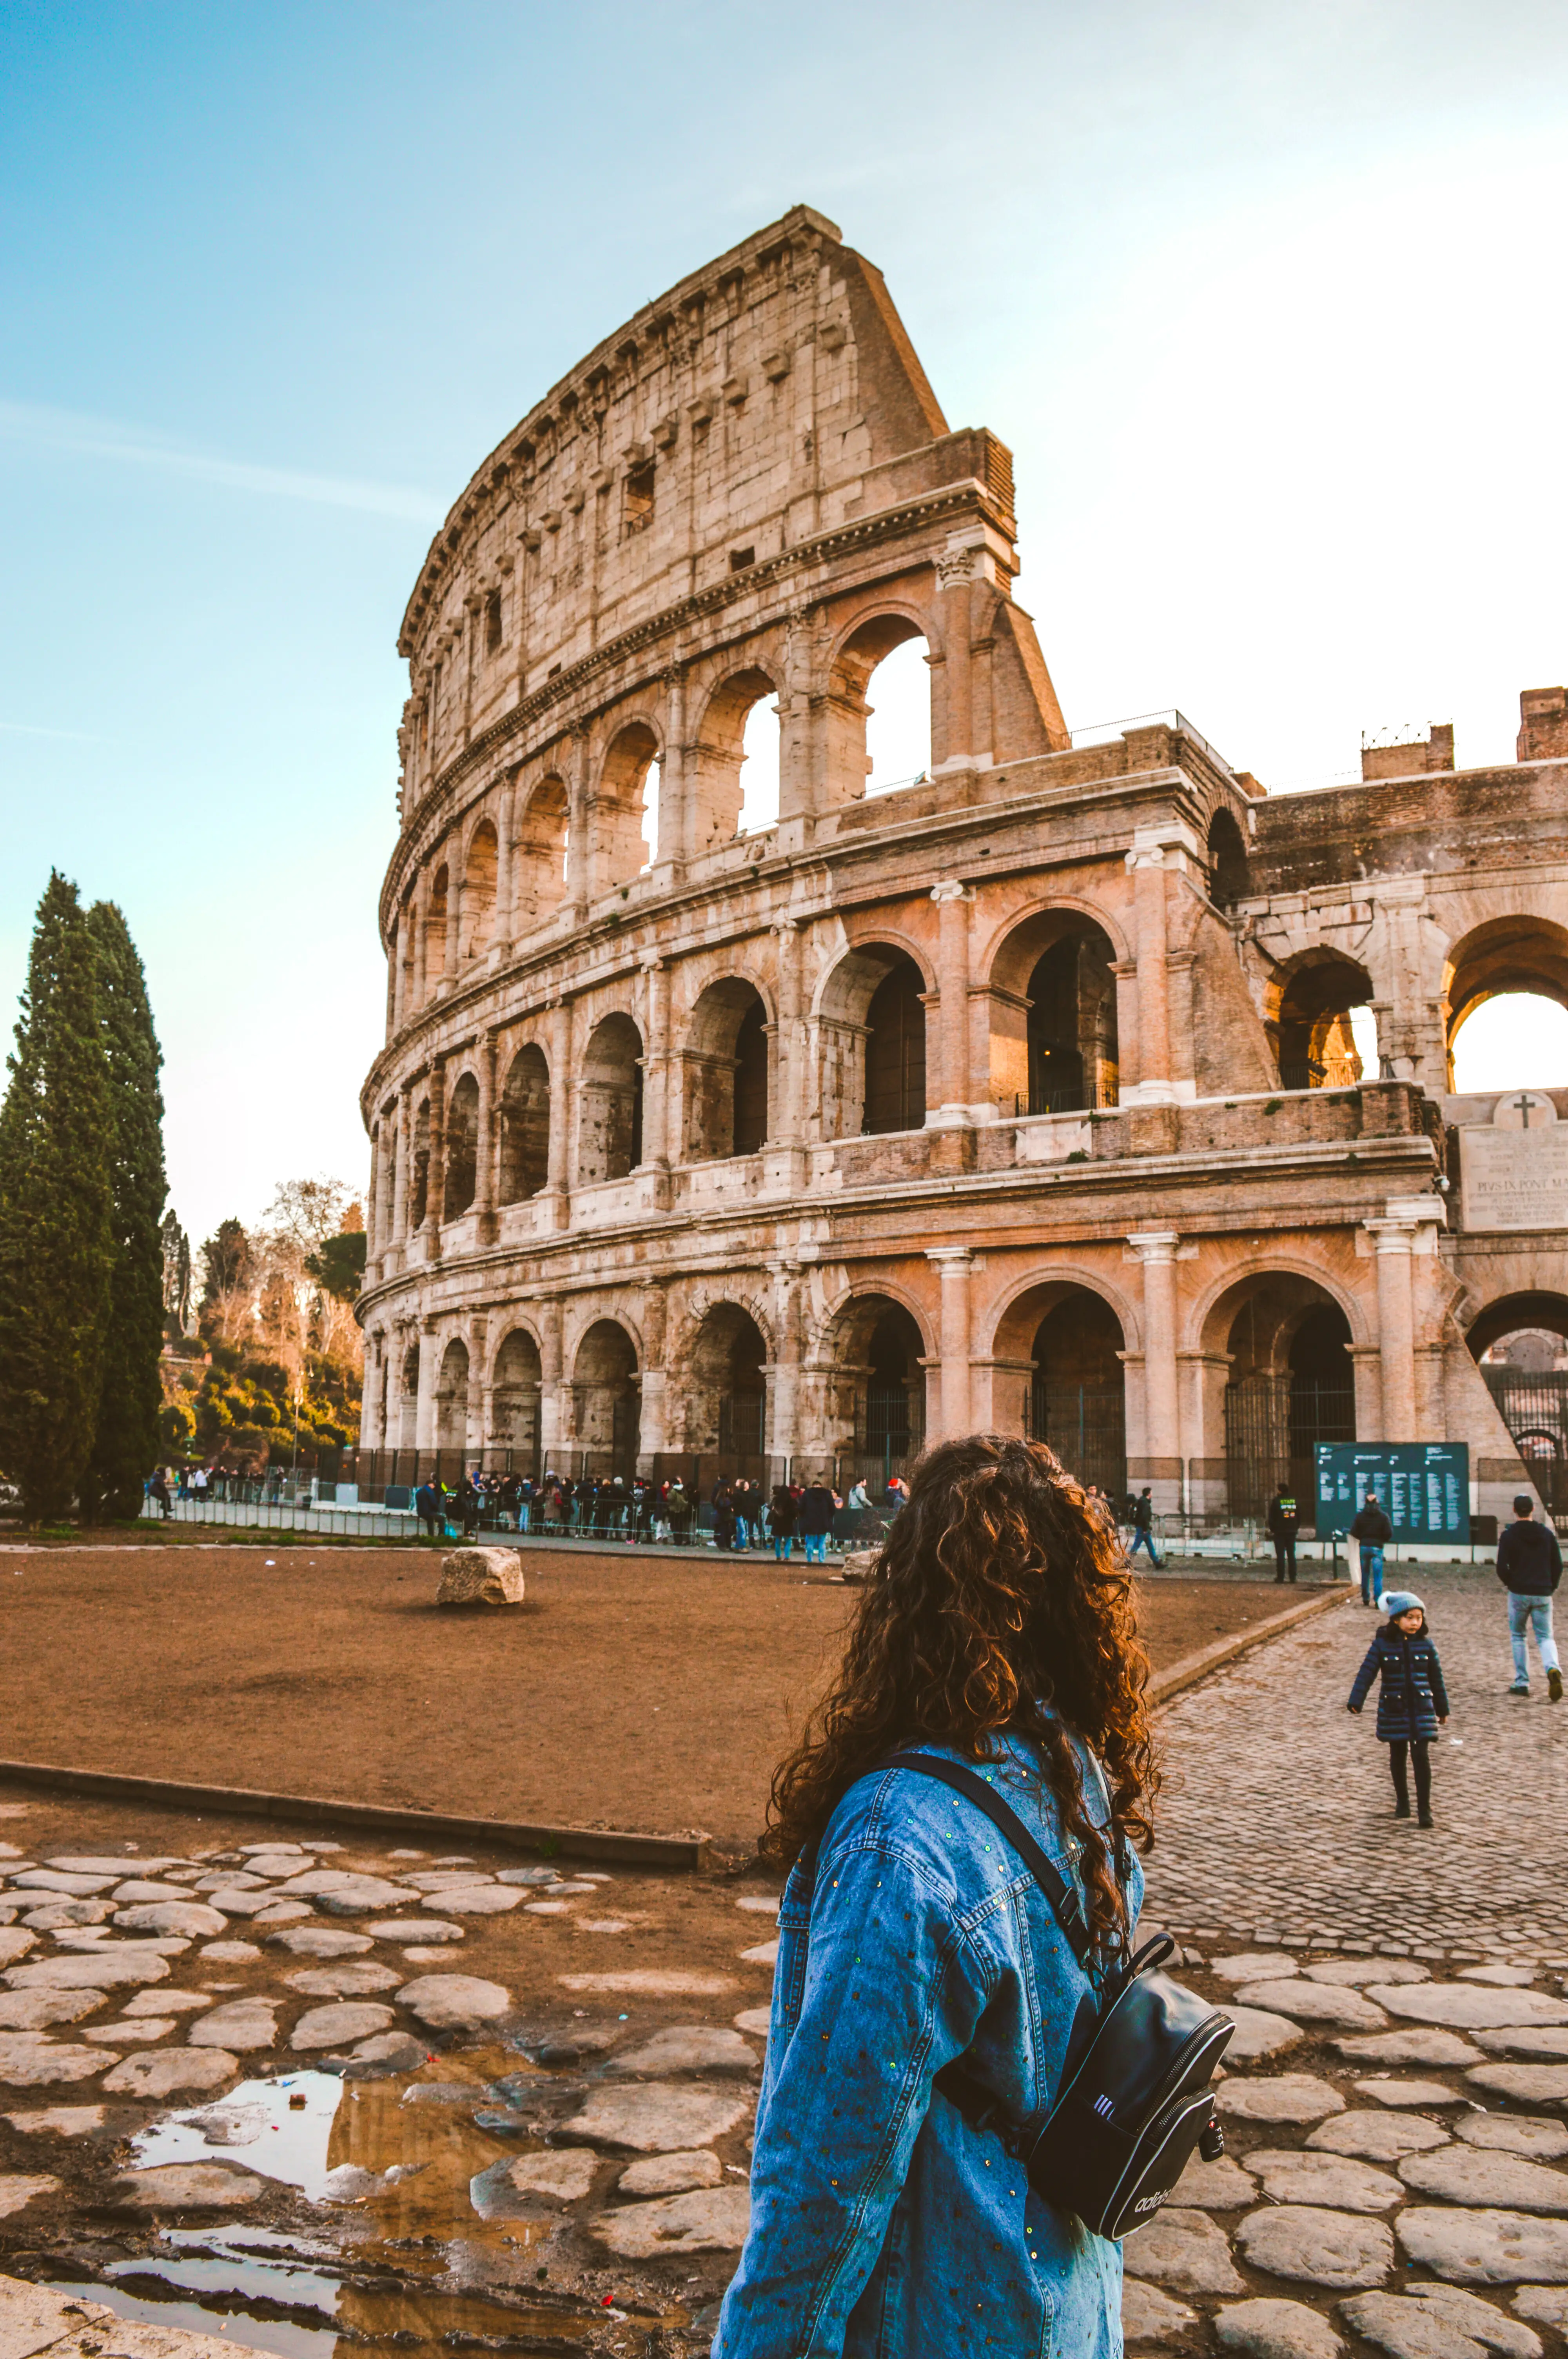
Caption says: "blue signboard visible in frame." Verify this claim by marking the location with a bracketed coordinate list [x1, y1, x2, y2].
[1314, 1444, 1470, 1544]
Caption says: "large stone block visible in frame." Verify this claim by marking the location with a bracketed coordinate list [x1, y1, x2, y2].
[437, 1549, 524, 1607]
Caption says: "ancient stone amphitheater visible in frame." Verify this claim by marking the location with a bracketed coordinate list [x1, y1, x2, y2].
[356, 204, 1568, 1526]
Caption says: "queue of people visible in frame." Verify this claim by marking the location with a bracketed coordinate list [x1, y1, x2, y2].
[401, 1467, 916, 1554]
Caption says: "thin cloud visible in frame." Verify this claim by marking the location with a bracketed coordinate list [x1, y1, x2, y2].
[0, 399, 444, 522]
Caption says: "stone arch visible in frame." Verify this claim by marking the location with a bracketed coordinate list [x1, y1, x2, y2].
[577, 1012, 644, 1184]
[817, 1286, 931, 1479]
[984, 905, 1122, 1117]
[515, 774, 570, 929]
[1266, 949, 1376, 1089]
[824, 608, 937, 807]
[982, 1263, 1143, 1361]
[435, 1335, 470, 1453]
[410, 1096, 431, 1228]
[816, 939, 933, 1140]
[1196, 1265, 1361, 1524]
[570, 1317, 640, 1474]
[593, 720, 661, 894]
[1207, 806, 1250, 907]
[1466, 1290, 1568, 1522]
[1443, 912, 1568, 1086]
[490, 1324, 542, 1457]
[463, 816, 498, 961]
[681, 976, 772, 1160]
[678, 1300, 771, 1461]
[688, 666, 781, 851]
[425, 862, 449, 989]
[987, 1274, 1129, 1493]
[499, 1041, 550, 1203]
[442, 1070, 480, 1219]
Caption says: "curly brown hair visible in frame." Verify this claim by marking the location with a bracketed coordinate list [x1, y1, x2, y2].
[762, 1433, 1159, 1950]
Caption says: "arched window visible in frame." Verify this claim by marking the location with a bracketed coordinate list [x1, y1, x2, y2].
[863, 956, 927, 1134]
[515, 777, 570, 930]
[1024, 928, 1118, 1114]
[578, 1014, 644, 1183]
[1446, 916, 1568, 1093]
[827, 617, 932, 805]
[492, 1328, 542, 1462]
[1274, 956, 1375, 1090]
[410, 1098, 430, 1228]
[435, 1338, 469, 1452]
[442, 1074, 479, 1219]
[425, 866, 448, 988]
[499, 1044, 550, 1202]
[572, 1319, 639, 1476]
[595, 724, 661, 895]
[689, 671, 780, 850]
[1025, 1291, 1127, 1498]
[463, 820, 498, 961]
[683, 980, 769, 1161]
[1207, 808, 1249, 906]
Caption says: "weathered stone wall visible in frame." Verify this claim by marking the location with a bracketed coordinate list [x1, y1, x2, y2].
[357, 209, 1566, 1523]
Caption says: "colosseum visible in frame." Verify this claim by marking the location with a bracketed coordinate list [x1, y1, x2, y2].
[355, 203, 1568, 1535]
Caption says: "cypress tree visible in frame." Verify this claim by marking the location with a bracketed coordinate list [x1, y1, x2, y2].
[82, 901, 167, 1520]
[0, 873, 114, 1521]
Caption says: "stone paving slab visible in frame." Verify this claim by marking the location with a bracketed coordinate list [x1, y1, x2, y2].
[1146, 1570, 1568, 1950]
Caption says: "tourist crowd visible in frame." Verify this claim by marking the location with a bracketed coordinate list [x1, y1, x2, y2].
[407, 1467, 914, 1556]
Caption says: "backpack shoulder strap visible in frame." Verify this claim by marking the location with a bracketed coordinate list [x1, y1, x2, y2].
[880, 1751, 1092, 1966]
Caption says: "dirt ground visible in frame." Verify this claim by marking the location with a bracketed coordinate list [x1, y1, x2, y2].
[0, 1547, 1301, 1846]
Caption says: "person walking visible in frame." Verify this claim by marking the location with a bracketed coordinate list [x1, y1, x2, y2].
[1129, 1485, 1161, 1568]
[796, 1479, 838, 1566]
[1347, 1590, 1450, 1827]
[768, 1482, 797, 1562]
[1350, 1489, 1392, 1607]
[1267, 1484, 1300, 1584]
[1497, 1493, 1563, 1701]
[715, 1434, 1156, 2359]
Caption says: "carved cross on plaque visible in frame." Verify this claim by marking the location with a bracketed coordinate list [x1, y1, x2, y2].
[1513, 1093, 1539, 1128]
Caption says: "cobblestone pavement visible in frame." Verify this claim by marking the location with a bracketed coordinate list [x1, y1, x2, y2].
[1147, 1567, 1568, 1953]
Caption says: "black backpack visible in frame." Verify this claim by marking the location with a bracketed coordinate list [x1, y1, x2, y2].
[873, 1752, 1235, 2241]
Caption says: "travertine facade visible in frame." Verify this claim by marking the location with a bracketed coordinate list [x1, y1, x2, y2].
[356, 205, 1568, 1524]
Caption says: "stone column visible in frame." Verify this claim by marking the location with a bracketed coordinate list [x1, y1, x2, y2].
[1363, 1200, 1447, 1441]
[423, 1059, 446, 1243]
[538, 1299, 567, 1462]
[930, 879, 973, 1118]
[637, 1284, 669, 1469]
[766, 1261, 804, 1470]
[466, 1314, 489, 1458]
[496, 778, 518, 952]
[565, 727, 591, 915]
[1127, 1230, 1181, 1497]
[474, 1027, 499, 1233]
[773, 921, 804, 1146]
[389, 1091, 409, 1252]
[639, 955, 671, 1169]
[445, 865, 465, 983]
[414, 1323, 438, 1458]
[365, 1129, 380, 1265]
[660, 667, 687, 874]
[926, 1247, 974, 1440]
[546, 998, 573, 1223]
[1127, 845, 1172, 1099]
[412, 883, 428, 1010]
[933, 556, 976, 769]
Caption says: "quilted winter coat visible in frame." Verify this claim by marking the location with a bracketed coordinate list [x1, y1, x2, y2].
[1348, 1624, 1450, 1740]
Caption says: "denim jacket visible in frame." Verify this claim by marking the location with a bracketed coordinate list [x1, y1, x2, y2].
[715, 1730, 1142, 2358]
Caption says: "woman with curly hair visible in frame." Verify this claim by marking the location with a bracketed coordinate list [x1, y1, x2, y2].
[715, 1433, 1158, 2359]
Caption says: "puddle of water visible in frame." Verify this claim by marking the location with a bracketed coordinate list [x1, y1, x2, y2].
[131, 2072, 350, 2201]
[50, 2279, 336, 2359]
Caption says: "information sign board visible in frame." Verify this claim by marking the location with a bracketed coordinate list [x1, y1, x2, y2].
[1314, 1443, 1470, 1545]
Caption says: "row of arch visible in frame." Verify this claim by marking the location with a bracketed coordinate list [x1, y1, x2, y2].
[392, 620, 937, 1018]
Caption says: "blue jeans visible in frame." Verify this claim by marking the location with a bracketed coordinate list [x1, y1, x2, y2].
[773, 1536, 793, 1560]
[733, 1517, 752, 1550]
[802, 1531, 826, 1563]
[1509, 1594, 1560, 1686]
[1129, 1525, 1161, 1568]
[1361, 1544, 1384, 1606]
[517, 1502, 531, 1532]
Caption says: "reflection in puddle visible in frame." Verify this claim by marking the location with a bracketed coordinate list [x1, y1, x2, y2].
[50, 2279, 336, 2359]
[131, 2073, 348, 2200]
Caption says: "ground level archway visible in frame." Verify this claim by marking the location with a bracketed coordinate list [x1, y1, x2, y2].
[1205, 1275, 1356, 1524]
[570, 1320, 640, 1478]
[1471, 1291, 1568, 1525]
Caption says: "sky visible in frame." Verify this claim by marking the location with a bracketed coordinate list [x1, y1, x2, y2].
[4, 0, 1568, 1250]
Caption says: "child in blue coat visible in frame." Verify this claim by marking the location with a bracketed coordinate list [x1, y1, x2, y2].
[1347, 1590, 1450, 1827]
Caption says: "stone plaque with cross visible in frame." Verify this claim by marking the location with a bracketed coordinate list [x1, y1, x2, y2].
[1460, 1090, 1568, 1230]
